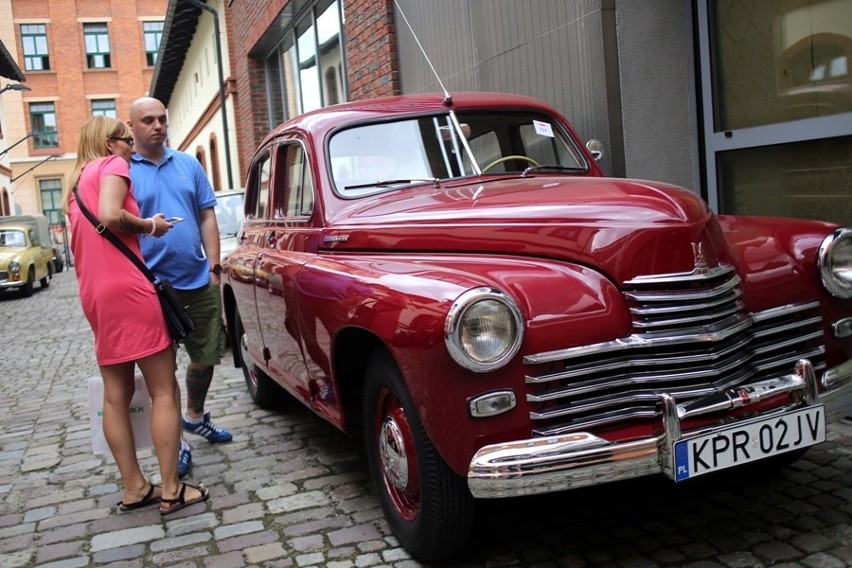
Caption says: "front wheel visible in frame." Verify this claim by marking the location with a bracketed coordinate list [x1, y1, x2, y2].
[20, 268, 34, 297]
[363, 350, 474, 563]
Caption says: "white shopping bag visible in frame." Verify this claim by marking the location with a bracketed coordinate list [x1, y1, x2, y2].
[88, 374, 153, 456]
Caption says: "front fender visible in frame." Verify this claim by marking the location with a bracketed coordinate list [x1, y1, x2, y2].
[296, 254, 629, 475]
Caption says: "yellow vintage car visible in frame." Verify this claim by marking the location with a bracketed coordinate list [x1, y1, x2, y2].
[0, 219, 54, 297]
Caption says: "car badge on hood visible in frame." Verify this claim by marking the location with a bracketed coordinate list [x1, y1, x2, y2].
[692, 242, 708, 274]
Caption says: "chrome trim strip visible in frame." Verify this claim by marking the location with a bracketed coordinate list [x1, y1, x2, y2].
[624, 265, 735, 285]
[524, 301, 820, 366]
[524, 315, 752, 365]
[750, 301, 820, 322]
[469, 358, 849, 499]
[630, 301, 743, 329]
[625, 276, 741, 303]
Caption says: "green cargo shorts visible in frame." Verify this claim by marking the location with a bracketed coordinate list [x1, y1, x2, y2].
[176, 282, 225, 366]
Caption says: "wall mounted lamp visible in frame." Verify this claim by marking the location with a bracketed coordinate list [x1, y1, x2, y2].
[0, 83, 31, 95]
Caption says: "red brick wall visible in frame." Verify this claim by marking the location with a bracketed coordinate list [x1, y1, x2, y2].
[12, 0, 166, 157]
[226, 0, 289, 182]
[344, 0, 399, 100]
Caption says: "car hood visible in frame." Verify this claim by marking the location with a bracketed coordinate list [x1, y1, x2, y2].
[323, 176, 733, 284]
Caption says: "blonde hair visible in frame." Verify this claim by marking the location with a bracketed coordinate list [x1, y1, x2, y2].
[62, 115, 133, 213]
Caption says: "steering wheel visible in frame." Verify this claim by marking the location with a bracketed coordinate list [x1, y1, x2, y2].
[481, 155, 540, 173]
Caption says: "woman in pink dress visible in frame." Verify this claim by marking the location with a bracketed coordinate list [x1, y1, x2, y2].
[62, 116, 208, 514]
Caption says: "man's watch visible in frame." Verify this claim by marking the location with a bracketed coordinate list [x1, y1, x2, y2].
[210, 263, 223, 275]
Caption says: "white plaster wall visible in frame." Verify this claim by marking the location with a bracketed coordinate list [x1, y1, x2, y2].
[165, 0, 239, 190]
[615, 0, 701, 194]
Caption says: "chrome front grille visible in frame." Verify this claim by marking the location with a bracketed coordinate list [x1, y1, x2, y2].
[524, 265, 826, 437]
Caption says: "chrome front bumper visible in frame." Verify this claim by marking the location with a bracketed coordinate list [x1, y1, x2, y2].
[467, 358, 852, 499]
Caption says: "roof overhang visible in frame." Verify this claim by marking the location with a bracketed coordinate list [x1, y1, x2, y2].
[0, 40, 26, 82]
[149, 0, 205, 104]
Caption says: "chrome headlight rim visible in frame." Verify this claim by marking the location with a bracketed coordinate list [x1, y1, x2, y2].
[8, 261, 20, 274]
[817, 228, 852, 299]
[444, 287, 524, 373]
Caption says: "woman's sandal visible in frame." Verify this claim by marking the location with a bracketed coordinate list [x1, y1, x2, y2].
[159, 482, 209, 515]
[117, 483, 161, 512]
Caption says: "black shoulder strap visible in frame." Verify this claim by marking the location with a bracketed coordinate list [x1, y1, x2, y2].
[73, 186, 157, 284]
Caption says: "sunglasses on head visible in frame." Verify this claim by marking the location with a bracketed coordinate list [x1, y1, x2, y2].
[109, 136, 135, 147]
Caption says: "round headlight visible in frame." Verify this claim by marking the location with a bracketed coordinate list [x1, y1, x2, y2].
[8, 261, 20, 274]
[818, 228, 852, 299]
[445, 288, 523, 372]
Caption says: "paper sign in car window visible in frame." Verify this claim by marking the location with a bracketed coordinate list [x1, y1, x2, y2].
[533, 120, 554, 138]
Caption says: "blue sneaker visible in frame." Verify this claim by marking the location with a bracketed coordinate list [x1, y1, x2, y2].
[178, 440, 192, 479]
[182, 412, 233, 443]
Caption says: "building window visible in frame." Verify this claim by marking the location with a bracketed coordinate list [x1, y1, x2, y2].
[21, 24, 50, 71]
[30, 103, 58, 148]
[84, 23, 111, 69]
[91, 99, 116, 117]
[39, 178, 64, 227]
[265, 0, 345, 125]
[144, 21, 164, 66]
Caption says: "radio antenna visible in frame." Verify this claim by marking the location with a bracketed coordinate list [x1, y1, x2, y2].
[393, 0, 452, 106]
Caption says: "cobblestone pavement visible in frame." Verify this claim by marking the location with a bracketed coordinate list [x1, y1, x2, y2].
[0, 270, 850, 568]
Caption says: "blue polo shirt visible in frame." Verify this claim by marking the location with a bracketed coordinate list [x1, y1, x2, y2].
[130, 147, 217, 290]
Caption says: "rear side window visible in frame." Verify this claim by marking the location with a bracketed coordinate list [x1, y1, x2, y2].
[275, 143, 314, 218]
[246, 151, 271, 219]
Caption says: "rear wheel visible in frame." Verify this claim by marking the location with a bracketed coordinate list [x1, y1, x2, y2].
[40, 264, 52, 288]
[363, 350, 474, 563]
[235, 306, 287, 408]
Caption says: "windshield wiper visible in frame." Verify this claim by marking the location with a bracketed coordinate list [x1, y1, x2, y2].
[521, 165, 587, 177]
[345, 178, 440, 190]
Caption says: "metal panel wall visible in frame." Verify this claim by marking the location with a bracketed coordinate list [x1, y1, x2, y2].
[393, 0, 617, 175]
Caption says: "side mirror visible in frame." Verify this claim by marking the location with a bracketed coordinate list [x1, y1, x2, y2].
[585, 139, 604, 162]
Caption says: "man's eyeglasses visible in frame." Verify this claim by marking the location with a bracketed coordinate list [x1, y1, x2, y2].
[109, 136, 135, 147]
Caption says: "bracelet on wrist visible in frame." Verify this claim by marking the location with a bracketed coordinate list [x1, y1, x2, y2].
[148, 218, 157, 236]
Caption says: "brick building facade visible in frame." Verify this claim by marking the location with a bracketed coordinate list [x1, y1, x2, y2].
[0, 0, 166, 223]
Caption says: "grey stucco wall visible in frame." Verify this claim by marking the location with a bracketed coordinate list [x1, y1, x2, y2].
[615, 1, 701, 194]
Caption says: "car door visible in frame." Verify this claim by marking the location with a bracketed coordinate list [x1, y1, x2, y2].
[227, 149, 272, 371]
[255, 140, 320, 404]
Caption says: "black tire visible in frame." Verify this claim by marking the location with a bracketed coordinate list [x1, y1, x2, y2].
[21, 268, 34, 297]
[235, 305, 287, 408]
[363, 350, 474, 563]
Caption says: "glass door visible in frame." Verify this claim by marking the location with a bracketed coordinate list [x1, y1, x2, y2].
[696, 0, 852, 227]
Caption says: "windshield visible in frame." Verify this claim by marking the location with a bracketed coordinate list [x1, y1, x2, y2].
[0, 230, 26, 247]
[329, 110, 588, 197]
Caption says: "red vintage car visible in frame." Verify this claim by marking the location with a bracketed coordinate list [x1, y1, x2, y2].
[221, 92, 852, 562]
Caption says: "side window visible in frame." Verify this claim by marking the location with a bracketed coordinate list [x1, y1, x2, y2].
[277, 144, 314, 218]
[21, 24, 50, 71]
[246, 152, 271, 219]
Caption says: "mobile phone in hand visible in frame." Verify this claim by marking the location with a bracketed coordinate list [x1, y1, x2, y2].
[165, 217, 184, 224]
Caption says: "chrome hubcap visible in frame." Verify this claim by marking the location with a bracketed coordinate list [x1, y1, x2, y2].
[379, 417, 409, 490]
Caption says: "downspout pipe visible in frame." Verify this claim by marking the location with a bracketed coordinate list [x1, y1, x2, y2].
[180, 0, 234, 189]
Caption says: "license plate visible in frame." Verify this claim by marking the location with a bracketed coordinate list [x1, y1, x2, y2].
[674, 405, 825, 481]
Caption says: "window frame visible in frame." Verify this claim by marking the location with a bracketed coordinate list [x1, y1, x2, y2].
[20, 24, 50, 71]
[83, 22, 112, 69]
[143, 21, 164, 66]
[91, 99, 117, 118]
[29, 102, 59, 148]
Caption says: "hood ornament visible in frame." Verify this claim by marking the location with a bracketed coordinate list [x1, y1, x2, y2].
[692, 242, 708, 274]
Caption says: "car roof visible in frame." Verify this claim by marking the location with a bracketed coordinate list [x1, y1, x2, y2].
[264, 91, 560, 145]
